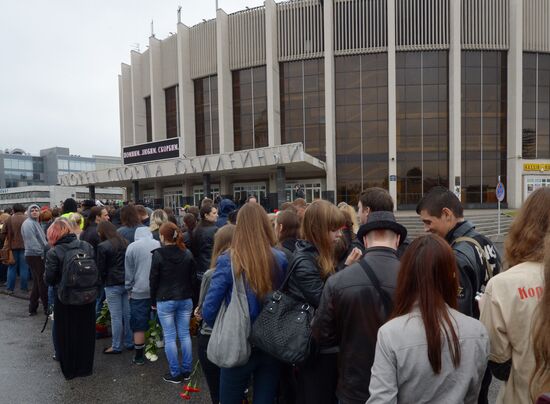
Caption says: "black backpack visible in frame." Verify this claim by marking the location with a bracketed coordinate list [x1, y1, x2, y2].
[56, 243, 99, 305]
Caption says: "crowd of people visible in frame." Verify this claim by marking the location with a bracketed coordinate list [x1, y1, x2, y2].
[0, 188, 549, 403]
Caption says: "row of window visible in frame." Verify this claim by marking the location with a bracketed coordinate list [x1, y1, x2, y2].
[154, 182, 323, 210]
[142, 51, 550, 207]
[58, 158, 96, 172]
[3, 158, 34, 171]
[0, 191, 50, 200]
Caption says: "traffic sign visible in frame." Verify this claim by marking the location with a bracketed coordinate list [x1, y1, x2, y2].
[496, 181, 505, 202]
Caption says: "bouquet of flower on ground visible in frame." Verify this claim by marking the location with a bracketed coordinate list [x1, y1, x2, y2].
[179, 361, 202, 400]
[144, 314, 164, 362]
[95, 301, 110, 335]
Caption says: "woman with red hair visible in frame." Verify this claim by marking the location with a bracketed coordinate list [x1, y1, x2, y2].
[367, 234, 489, 403]
[45, 218, 97, 380]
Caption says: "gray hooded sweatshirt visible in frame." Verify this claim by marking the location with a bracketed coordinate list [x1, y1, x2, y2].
[21, 204, 49, 257]
[125, 227, 160, 300]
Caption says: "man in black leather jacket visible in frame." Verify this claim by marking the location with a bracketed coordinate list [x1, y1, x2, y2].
[313, 211, 406, 404]
[190, 205, 218, 282]
[416, 186, 501, 404]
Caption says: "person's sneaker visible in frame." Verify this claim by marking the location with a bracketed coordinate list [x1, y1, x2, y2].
[132, 357, 145, 366]
[6, 290, 14, 296]
[28, 311, 37, 316]
[163, 373, 183, 384]
[181, 372, 191, 382]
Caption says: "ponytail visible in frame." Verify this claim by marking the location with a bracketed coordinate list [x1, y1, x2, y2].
[159, 222, 186, 251]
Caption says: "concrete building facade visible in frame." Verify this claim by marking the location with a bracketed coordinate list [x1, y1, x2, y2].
[61, 0, 550, 210]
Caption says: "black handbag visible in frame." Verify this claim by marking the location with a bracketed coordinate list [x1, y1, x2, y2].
[249, 257, 314, 365]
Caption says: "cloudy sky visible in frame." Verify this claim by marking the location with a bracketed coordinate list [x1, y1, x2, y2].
[1, 0, 266, 158]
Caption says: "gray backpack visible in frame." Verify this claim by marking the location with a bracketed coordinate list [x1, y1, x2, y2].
[207, 263, 251, 368]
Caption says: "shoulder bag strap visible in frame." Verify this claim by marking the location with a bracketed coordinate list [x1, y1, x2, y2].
[278, 252, 313, 292]
[452, 236, 493, 281]
[358, 259, 393, 317]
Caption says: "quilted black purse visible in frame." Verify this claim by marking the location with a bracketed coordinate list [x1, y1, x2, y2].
[249, 257, 314, 365]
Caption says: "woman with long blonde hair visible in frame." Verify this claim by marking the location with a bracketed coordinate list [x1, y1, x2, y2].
[530, 236, 550, 401]
[287, 199, 345, 404]
[480, 187, 550, 404]
[202, 203, 288, 404]
[149, 209, 168, 241]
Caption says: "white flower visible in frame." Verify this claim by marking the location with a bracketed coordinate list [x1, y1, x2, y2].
[149, 354, 158, 362]
[145, 351, 152, 360]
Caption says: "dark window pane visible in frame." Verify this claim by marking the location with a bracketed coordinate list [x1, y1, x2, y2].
[335, 53, 389, 204]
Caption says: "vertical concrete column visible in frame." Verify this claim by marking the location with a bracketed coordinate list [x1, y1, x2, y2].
[449, 0, 462, 199]
[219, 176, 232, 199]
[507, 0, 523, 209]
[88, 185, 96, 201]
[133, 181, 140, 202]
[387, 0, 397, 210]
[177, 23, 197, 157]
[154, 182, 163, 199]
[217, 9, 234, 153]
[183, 181, 194, 206]
[323, 0, 336, 203]
[130, 51, 147, 145]
[149, 36, 167, 141]
[265, 0, 281, 147]
[276, 166, 286, 210]
[203, 174, 212, 200]
[119, 63, 134, 148]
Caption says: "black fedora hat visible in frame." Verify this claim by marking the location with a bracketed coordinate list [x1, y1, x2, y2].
[356, 211, 408, 245]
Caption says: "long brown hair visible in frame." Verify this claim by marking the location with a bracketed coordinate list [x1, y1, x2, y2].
[210, 224, 235, 268]
[505, 188, 550, 268]
[301, 200, 345, 279]
[530, 235, 550, 400]
[159, 222, 186, 250]
[231, 203, 276, 300]
[97, 221, 128, 251]
[392, 234, 461, 374]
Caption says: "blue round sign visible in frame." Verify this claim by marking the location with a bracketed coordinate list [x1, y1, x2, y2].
[496, 182, 505, 202]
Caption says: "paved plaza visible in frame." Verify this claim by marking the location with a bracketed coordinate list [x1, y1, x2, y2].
[0, 290, 502, 404]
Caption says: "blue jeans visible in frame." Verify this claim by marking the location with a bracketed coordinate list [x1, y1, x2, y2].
[7, 249, 29, 291]
[157, 299, 193, 377]
[220, 349, 281, 404]
[104, 285, 133, 351]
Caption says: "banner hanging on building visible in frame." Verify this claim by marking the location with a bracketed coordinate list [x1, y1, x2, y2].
[122, 138, 180, 164]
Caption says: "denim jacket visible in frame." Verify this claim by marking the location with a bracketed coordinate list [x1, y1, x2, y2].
[202, 248, 288, 327]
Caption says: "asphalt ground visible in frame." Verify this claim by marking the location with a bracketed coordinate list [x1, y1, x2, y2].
[0, 291, 503, 404]
[0, 293, 211, 404]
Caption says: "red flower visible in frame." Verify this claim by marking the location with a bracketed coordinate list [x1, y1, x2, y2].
[95, 324, 107, 333]
[184, 385, 201, 393]
[179, 392, 191, 400]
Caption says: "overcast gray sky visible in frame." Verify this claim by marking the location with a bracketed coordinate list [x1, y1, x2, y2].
[0, 0, 265, 158]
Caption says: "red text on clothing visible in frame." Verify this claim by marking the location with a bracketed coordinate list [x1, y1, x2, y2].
[518, 286, 544, 300]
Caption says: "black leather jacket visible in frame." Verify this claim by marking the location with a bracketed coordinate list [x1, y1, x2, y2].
[80, 223, 100, 251]
[149, 245, 196, 304]
[96, 239, 126, 286]
[190, 221, 217, 278]
[44, 233, 95, 287]
[446, 220, 501, 318]
[286, 240, 325, 309]
[313, 247, 400, 403]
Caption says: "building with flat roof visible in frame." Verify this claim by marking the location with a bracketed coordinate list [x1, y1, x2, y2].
[59, 0, 550, 210]
[0, 185, 124, 211]
[0, 147, 121, 189]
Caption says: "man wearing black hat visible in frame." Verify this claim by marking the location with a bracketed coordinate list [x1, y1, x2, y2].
[312, 211, 405, 404]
